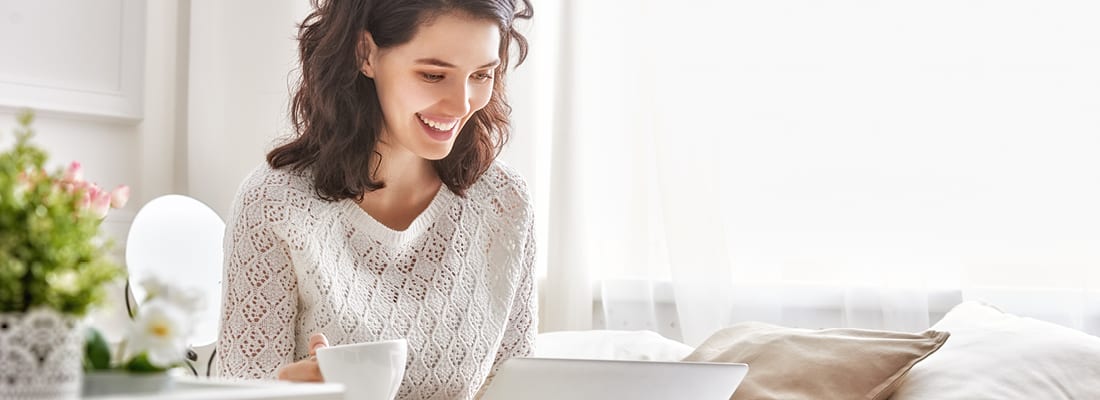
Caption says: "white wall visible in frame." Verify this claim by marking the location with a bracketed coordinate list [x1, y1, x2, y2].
[0, 0, 154, 253]
[139, 0, 189, 209]
[0, 0, 173, 340]
[187, 0, 311, 217]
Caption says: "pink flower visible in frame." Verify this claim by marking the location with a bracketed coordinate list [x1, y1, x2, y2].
[72, 183, 111, 219]
[18, 168, 47, 189]
[89, 189, 111, 219]
[15, 170, 32, 189]
[110, 185, 130, 209]
[61, 180, 86, 195]
[13, 173, 31, 199]
[63, 161, 84, 183]
[77, 190, 92, 211]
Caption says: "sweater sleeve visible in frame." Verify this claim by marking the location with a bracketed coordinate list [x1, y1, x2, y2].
[493, 219, 538, 368]
[476, 217, 537, 399]
[215, 181, 299, 380]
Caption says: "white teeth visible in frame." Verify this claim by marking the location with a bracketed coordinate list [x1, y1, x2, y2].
[417, 114, 457, 131]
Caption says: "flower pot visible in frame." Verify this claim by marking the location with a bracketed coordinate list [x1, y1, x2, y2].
[82, 370, 174, 396]
[0, 308, 85, 400]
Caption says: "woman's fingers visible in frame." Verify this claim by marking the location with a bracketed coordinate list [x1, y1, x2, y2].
[309, 332, 330, 356]
[277, 333, 330, 382]
[276, 358, 323, 382]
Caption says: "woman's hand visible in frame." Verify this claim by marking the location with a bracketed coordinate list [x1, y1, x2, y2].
[276, 333, 330, 382]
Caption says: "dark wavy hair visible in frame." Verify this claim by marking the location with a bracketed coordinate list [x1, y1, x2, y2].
[268, 0, 532, 199]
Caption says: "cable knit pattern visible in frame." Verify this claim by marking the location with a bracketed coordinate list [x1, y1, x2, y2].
[215, 161, 537, 400]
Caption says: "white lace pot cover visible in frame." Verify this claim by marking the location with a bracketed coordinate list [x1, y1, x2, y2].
[0, 308, 84, 399]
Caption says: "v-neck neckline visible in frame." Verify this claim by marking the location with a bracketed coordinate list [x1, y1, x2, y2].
[342, 184, 455, 247]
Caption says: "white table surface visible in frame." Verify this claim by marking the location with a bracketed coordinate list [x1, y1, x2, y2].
[83, 375, 345, 400]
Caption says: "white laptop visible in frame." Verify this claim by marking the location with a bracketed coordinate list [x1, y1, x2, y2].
[481, 357, 748, 400]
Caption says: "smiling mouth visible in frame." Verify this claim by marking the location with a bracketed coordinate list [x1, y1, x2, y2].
[416, 113, 459, 141]
[416, 113, 458, 131]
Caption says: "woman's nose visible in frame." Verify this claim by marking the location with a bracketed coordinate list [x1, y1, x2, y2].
[440, 80, 472, 117]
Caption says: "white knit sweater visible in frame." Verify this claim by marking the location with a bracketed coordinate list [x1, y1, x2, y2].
[215, 161, 536, 400]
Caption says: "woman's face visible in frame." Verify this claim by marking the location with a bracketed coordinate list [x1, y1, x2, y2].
[362, 12, 501, 161]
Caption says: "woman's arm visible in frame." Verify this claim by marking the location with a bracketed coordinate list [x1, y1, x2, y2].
[486, 221, 539, 379]
[215, 184, 300, 379]
[476, 220, 537, 399]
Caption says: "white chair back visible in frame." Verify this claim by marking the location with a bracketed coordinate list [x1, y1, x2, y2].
[125, 194, 225, 374]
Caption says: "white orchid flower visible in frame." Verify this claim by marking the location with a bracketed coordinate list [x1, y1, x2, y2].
[127, 299, 189, 368]
[139, 276, 205, 315]
[138, 276, 169, 302]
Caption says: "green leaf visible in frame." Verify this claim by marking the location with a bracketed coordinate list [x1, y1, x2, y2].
[84, 327, 113, 371]
[123, 353, 167, 373]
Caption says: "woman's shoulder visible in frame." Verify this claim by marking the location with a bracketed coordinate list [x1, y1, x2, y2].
[467, 159, 533, 219]
[478, 159, 530, 195]
[232, 163, 318, 210]
[238, 163, 311, 193]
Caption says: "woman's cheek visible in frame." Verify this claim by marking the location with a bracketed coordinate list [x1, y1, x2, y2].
[471, 87, 493, 113]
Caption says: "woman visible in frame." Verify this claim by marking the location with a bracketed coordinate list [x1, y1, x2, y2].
[215, 0, 535, 398]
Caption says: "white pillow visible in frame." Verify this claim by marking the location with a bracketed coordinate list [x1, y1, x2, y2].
[534, 330, 694, 362]
[891, 301, 1100, 400]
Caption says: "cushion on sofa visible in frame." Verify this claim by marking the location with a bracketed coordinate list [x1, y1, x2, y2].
[891, 301, 1100, 400]
[683, 322, 949, 400]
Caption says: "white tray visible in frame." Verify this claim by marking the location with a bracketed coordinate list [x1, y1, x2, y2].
[84, 375, 345, 400]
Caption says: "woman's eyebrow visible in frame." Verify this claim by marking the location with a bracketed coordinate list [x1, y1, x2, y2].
[415, 58, 501, 69]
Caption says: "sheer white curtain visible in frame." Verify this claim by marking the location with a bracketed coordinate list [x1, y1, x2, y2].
[536, 0, 1100, 344]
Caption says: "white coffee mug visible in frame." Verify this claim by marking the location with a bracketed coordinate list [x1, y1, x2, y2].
[316, 338, 408, 400]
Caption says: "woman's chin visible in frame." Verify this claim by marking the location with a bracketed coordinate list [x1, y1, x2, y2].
[416, 144, 455, 161]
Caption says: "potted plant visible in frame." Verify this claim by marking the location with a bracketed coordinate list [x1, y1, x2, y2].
[0, 110, 129, 399]
[82, 275, 201, 396]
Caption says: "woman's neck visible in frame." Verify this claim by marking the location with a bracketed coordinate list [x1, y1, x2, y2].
[356, 139, 442, 230]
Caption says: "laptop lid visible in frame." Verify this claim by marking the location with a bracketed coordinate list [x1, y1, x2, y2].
[481, 357, 748, 400]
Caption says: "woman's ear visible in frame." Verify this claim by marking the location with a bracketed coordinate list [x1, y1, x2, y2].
[359, 31, 379, 78]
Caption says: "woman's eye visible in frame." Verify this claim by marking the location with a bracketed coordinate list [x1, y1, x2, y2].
[421, 73, 444, 82]
[473, 72, 494, 82]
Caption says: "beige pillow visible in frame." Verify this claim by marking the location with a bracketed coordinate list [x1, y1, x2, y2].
[683, 322, 949, 400]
